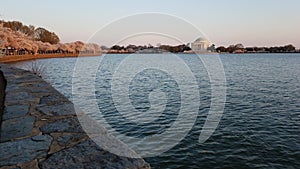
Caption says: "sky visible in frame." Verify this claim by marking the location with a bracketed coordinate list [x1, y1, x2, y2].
[1, 0, 300, 48]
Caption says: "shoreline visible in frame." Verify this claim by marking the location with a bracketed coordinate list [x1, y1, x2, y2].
[1, 52, 300, 64]
[0, 63, 150, 168]
[0, 53, 102, 63]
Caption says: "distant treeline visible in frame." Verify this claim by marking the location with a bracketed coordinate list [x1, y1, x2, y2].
[216, 44, 298, 53]
[105, 44, 192, 53]
[104, 43, 299, 54]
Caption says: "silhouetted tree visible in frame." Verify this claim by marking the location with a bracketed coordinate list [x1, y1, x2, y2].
[226, 45, 236, 53]
[216, 46, 227, 53]
[111, 45, 124, 50]
[207, 44, 216, 52]
[234, 43, 244, 49]
[283, 44, 295, 52]
[159, 44, 191, 53]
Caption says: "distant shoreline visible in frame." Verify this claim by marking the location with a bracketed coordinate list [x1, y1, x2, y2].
[103, 51, 300, 54]
[1, 52, 299, 64]
[0, 53, 102, 63]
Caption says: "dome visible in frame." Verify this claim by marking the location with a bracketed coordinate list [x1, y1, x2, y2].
[191, 37, 212, 52]
[194, 37, 209, 43]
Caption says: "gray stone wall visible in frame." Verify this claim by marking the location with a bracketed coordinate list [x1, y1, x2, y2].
[0, 64, 150, 169]
[0, 68, 7, 131]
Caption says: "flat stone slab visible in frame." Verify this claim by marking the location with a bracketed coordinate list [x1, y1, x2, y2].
[0, 134, 52, 167]
[39, 94, 70, 105]
[40, 117, 84, 133]
[5, 91, 36, 105]
[4, 83, 19, 93]
[8, 72, 42, 83]
[5, 91, 34, 101]
[57, 133, 86, 147]
[0, 116, 35, 142]
[2, 105, 29, 120]
[22, 81, 53, 94]
[36, 103, 76, 116]
[39, 139, 150, 169]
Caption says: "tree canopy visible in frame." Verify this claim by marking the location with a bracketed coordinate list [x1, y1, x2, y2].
[1, 20, 60, 44]
[34, 27, 60, 44]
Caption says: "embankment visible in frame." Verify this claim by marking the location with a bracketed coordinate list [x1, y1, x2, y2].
[0, 53, 101, 63]
[0, 63, 150, 169]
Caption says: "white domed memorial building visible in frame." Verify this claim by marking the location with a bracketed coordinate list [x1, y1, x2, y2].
[191, 38, 214, 53]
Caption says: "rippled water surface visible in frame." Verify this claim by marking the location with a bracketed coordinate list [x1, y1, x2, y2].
[13, 54, 300, 168]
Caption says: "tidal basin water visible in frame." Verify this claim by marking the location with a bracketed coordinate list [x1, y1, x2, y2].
[13, 54, 300, 168]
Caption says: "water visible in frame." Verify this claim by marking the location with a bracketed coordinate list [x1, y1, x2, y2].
[13, 54, 300, 168]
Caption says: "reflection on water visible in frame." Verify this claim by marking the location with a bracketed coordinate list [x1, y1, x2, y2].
[13, 54, 300, 168]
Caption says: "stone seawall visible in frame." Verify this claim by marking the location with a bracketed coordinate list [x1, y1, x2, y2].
[0, 64, 150, 169]
[0, 69, 6, 131]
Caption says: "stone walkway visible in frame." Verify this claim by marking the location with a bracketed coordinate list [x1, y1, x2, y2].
[0, 64, 150, 169]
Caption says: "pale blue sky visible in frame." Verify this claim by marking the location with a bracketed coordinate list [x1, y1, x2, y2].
[1, 0, 300, 48]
